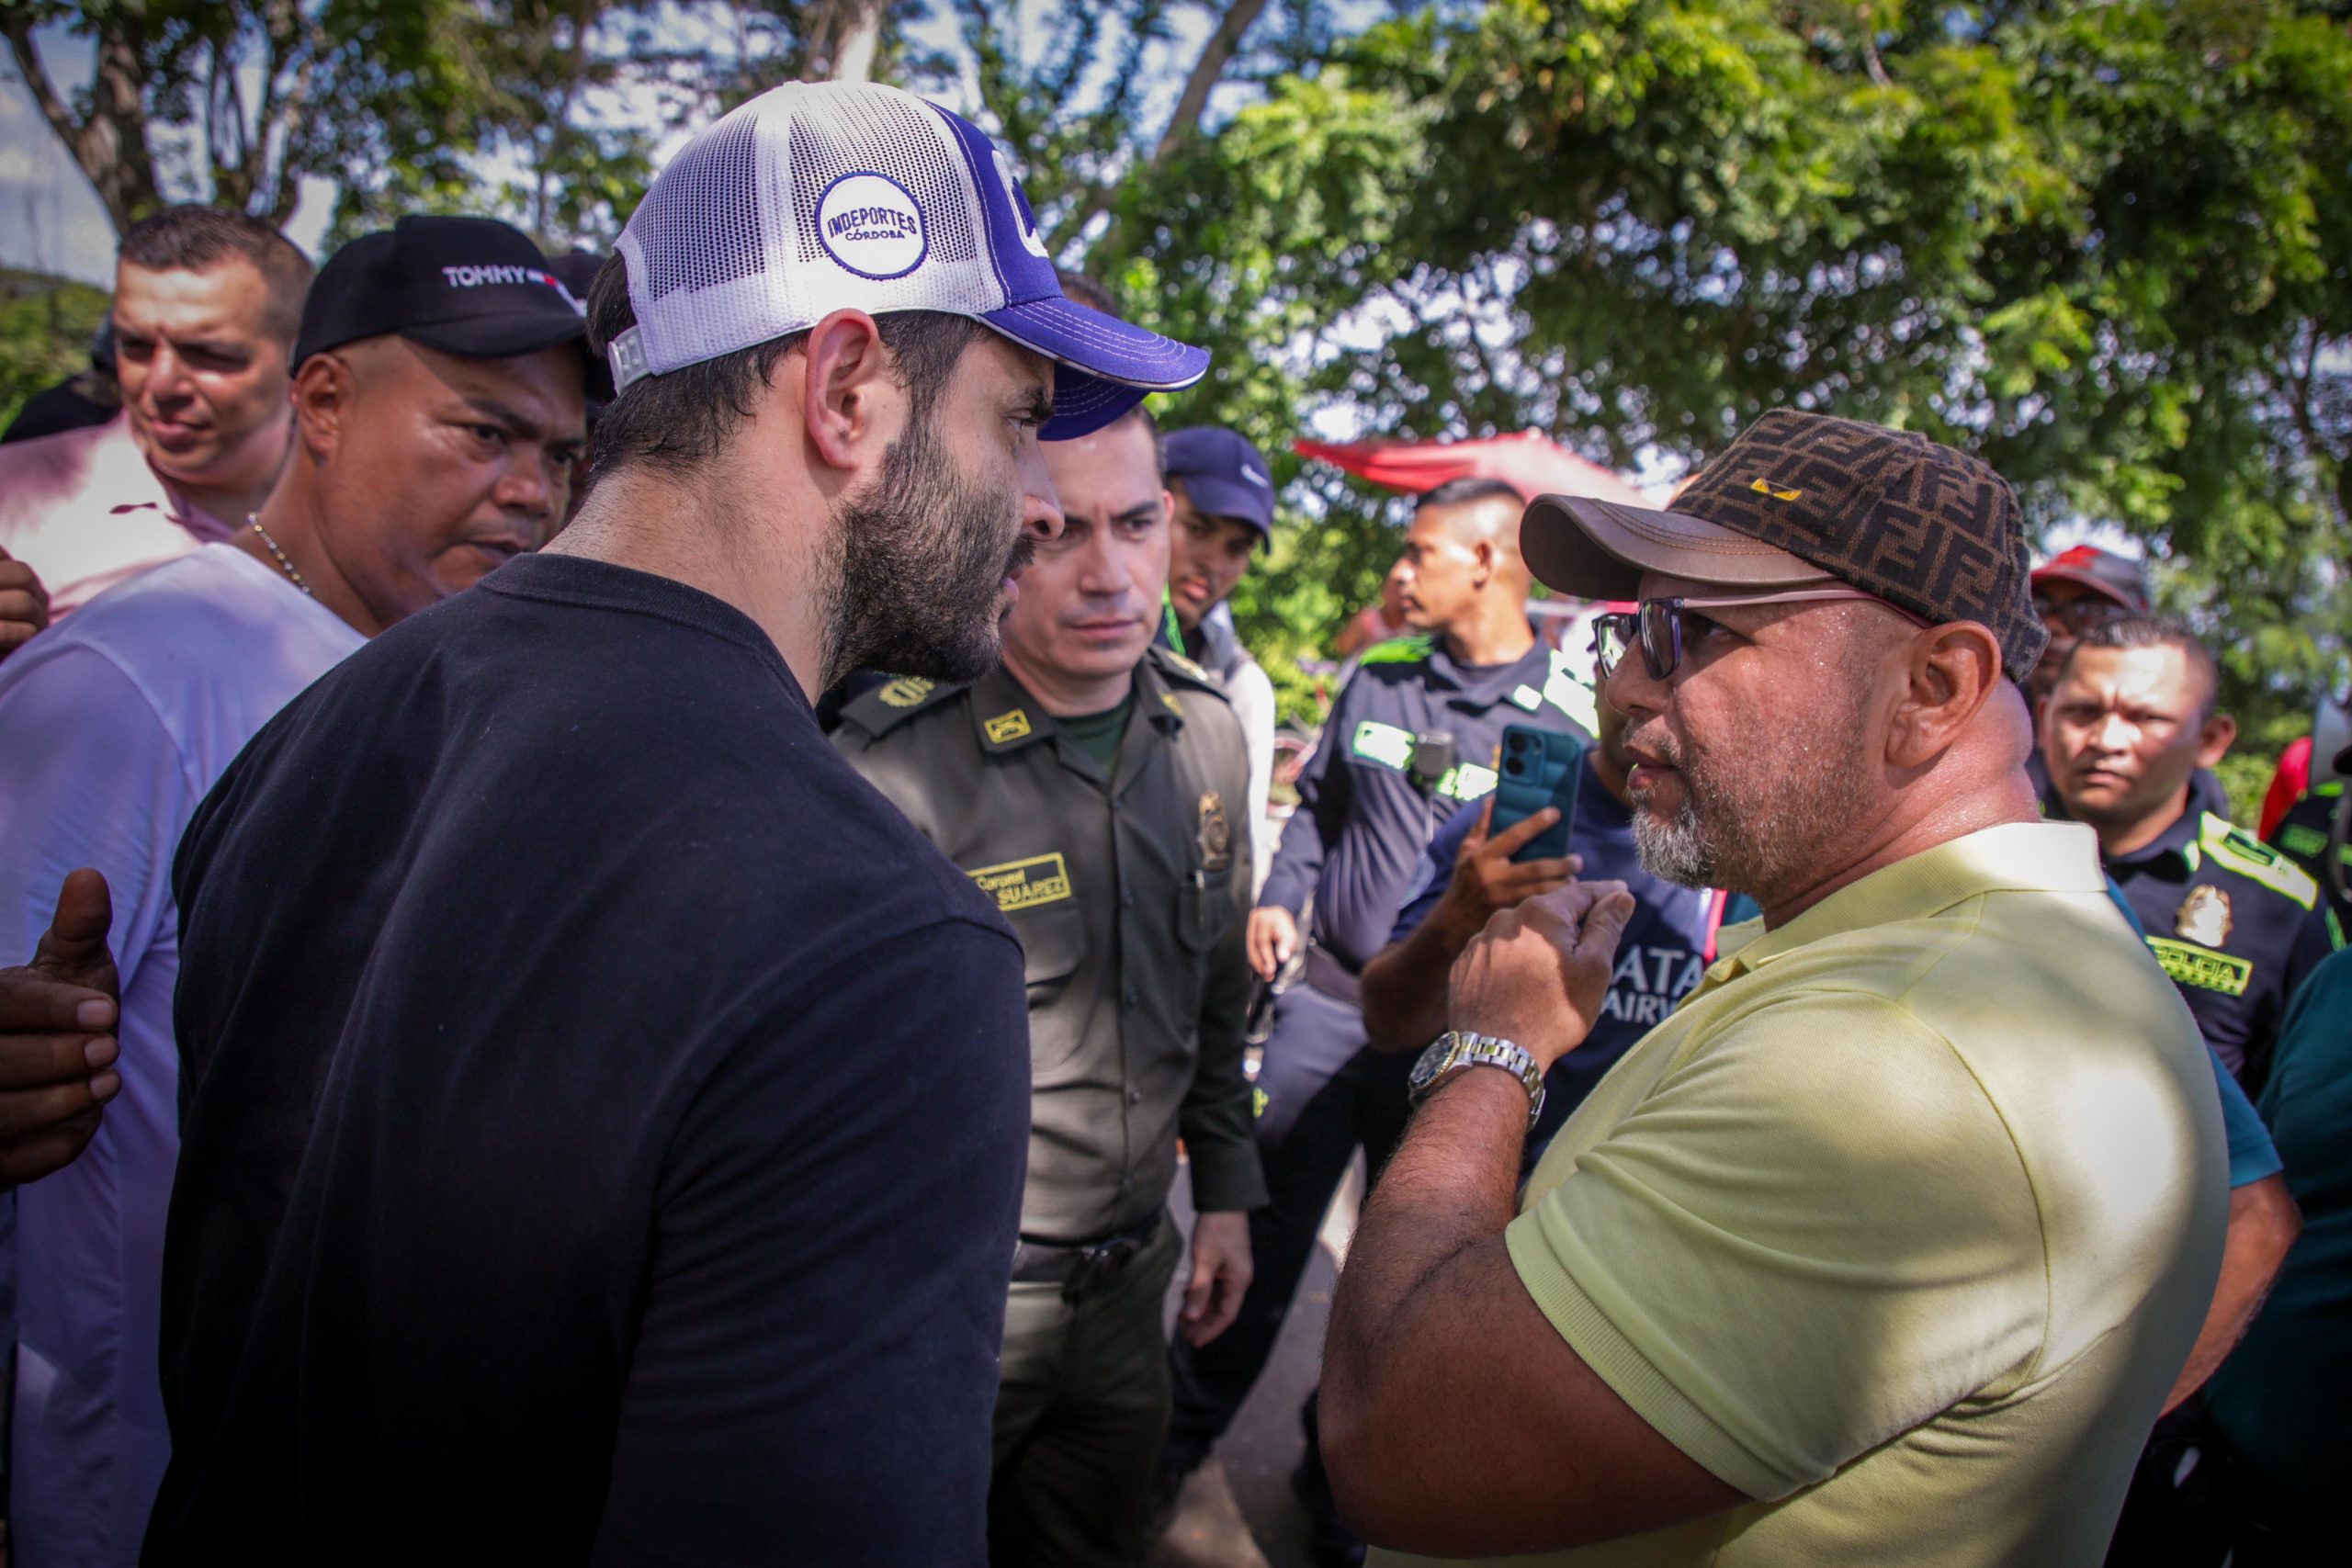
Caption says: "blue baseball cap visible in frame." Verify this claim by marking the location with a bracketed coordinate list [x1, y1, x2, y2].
[607, 81, 1210, 439]
[1165, 426, 1275, 538]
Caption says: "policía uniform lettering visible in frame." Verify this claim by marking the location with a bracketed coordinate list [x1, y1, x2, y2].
[2109, 807, 2343, 1094]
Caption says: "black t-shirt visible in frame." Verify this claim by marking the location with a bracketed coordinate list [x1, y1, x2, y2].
[150, 555, 1032, 1565]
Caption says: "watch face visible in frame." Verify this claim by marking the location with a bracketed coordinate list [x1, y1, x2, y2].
[1409, 1034, 1455, 1094]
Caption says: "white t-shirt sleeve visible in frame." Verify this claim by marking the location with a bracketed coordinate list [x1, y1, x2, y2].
[1229, 659, 1278, 897]
[0, 644, 195, 994]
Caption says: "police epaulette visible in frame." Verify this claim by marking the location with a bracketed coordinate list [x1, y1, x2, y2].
[1356, 634, 1434, 667]
[838, 673, 965, 734]
[1148, 644, 1227, 694]
[2199, 813, 2323, 910]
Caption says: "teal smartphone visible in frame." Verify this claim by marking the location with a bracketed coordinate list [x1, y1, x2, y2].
[1487, 725, 1585, 863]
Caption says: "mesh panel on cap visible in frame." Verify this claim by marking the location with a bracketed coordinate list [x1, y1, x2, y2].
[788, 88, 977, 269]
[629, 110, 764, 304]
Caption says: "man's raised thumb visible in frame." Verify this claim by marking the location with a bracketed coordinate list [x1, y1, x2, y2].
[33, 869, 113, 973]
[1577, 886, 1638, 960]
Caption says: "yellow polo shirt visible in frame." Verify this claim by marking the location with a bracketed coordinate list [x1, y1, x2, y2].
[1379, 822, 2228, 1568]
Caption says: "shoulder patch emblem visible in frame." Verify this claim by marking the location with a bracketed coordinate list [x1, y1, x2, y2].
[879, 676, 935, 708]
[1161, 691, 1185, 716]
[1197, 791, 1233, 872]
[969, 852, 1071, 912]
[984, 708, 1033, 744]
[2176, 885, 2233, 948]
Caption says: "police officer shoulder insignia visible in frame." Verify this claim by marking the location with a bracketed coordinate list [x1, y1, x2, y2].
[1197, 790, 1233, 872]
[1161, 691, 1185, 717]
[1149, 644, 1224, 694]
[839, 672, 961, 735]
[984, 708, 1033, 745]
[2177, 885, 2233, 947]
[1357, 634, 1435, 667]
[2199, 814, 2323, 909]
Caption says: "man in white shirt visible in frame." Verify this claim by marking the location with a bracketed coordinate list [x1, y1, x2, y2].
[0, 213, 589, 1568]
[1164, 425, 1281, 892]
[0, 207, 313, 621]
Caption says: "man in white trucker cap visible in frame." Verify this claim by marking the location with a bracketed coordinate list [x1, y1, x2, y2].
[130, 80, 1209, 1565]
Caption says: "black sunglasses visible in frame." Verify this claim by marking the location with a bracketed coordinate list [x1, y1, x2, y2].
[1594, 588, 1926, 682]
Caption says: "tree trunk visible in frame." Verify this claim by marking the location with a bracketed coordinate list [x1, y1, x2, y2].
[831, 0, 885, 83]
[4, 17, 164, 235]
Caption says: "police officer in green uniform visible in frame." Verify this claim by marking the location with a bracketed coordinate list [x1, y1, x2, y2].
[2044, 618, 2341, 1093]
[834, 403, 1266, 1567]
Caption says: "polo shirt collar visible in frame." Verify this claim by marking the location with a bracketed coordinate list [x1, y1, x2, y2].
[1710, 821, 2106, 981]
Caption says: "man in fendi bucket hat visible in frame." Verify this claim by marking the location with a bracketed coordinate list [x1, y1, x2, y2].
[1316, 410, 2227, 1568]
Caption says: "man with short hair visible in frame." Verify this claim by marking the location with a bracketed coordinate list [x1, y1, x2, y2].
[835, 402, 1262, 1566]
[1164, 424, 1280, 889]
[0, 206, 312, 616]
[1159, 475, 1597, 1537]
[0, 213, 590, 1568]
[2043, 617, 2341, 1092]
[1317, 410, 2227, 1567]
[140, 82, 1207, 1563]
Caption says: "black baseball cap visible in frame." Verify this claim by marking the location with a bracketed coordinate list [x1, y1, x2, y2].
[291, 216, 590, 369]
[1165, 426, 1276, 539]
[1523, 409, 2047, 677]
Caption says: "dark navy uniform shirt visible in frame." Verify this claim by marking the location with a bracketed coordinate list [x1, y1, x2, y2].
[2103, 804, 2342, 1094]
[1391, 765, 1758, 1144]
[1261, 634, 1596, 973]
[2267, 780, 2352, 934]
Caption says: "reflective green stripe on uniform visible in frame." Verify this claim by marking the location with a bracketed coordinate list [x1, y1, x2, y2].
[1543, 647, 1600, 738]
[1436, 761, 1499, 802]
[1357, 634, 1435, 666]
[2199, 813, 2321, 910]
[1352, 719, 1415, 771]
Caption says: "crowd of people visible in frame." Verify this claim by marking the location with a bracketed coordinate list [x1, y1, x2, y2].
[0, 74, 2344, 1568]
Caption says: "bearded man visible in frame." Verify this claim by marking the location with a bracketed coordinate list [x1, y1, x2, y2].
[1318, 411, 2228, 1568]
[131, 82, 1207, 1565]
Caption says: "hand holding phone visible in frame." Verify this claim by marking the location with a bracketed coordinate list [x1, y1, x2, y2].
[1487, 725, 1585, 863]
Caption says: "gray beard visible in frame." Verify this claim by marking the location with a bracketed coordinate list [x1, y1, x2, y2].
[1633, 795, 1718, 888]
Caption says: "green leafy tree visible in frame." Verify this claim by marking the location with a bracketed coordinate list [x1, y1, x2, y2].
[0, 268, 110, 432]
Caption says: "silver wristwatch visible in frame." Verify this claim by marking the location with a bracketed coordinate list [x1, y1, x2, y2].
[1408, 1031, 1545, 1134]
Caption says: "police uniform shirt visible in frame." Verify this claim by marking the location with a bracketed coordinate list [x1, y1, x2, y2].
[2267, 780, 2352, 933]
[1260, 633, 1598, 973]
[833, 648, 1269, 1246]
[2105, 805, 2342, 1093]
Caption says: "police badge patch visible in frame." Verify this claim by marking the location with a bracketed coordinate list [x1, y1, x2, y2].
[878, 677, 934, 708]
[1197, 791, 1233, 873]
[2176, 885, 2234, 948]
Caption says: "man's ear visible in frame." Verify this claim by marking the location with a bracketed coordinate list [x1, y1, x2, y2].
[290, 354, 350, 459]
[800, 310, 896, 479]
[2195, 711, 2238, 770]
[1886, 620, 2004, 771]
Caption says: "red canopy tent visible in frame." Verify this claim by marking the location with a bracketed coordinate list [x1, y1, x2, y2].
[1291, 430, 1652, 509]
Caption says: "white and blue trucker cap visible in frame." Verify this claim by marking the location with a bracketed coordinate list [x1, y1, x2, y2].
[607, 80, 1208, 438]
